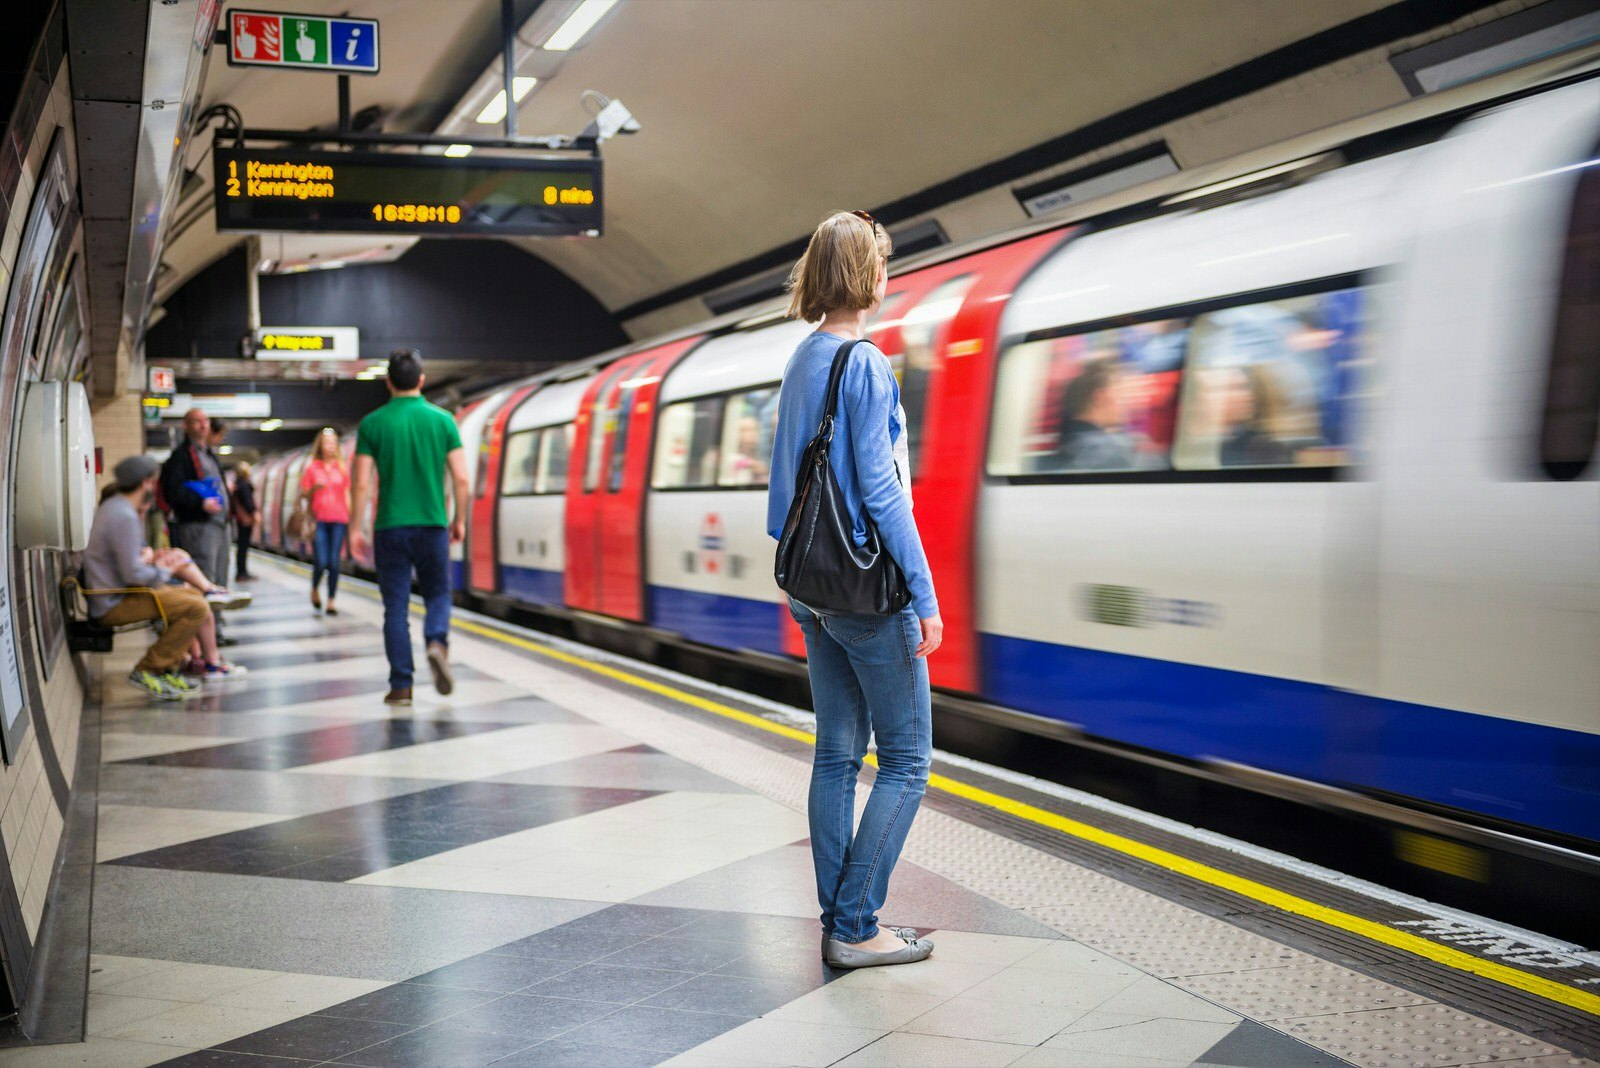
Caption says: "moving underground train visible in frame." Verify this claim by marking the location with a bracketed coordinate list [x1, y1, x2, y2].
[252, 74, 1600, 865]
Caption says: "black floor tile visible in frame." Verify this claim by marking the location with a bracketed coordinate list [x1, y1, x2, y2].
[110, 781, 659, 881]
[155, 1051, 321, 1066]
[1195, 1020, 1350, 1067]
[116, 720, 515, 771]
[553, 1004, 751, 1055]
[595, 935, 747, 974]
[639, 972, 816, 1017]
[217, 1014, 412, 1060]
[486, 926, 656, 965]
[440, 994, 617, 1041]
[406, 953, 576, 993]
[333, 1023, 539, 1068]
[521, 963, 696, 1005]
[487, 1038, 664, 1068]
[670, 911, 818, 943]
[713, 943, 838, 986]
[320, 982, 502, 1025]
[155, 675, 390, 715]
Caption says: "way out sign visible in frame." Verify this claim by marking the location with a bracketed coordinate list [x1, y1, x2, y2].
[225, 9, 379, 74]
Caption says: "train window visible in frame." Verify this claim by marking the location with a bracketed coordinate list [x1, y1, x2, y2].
[583, 366, 627, 493]
[501, 430, 540, 497]
[717, 386, 779, 487]
[537, 424, 573, 494]
[1171, 289, 1362, 470]
[895, 275, 976, 459]
[652, 397, 723, 489]
[988, 320, 1187, 475]
[606, 384, 641, 493]
[1540, 144, 1600, 480]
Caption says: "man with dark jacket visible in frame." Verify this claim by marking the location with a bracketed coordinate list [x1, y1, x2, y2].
[160, 407, 237, 641]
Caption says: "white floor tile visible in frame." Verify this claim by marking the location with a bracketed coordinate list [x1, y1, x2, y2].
[84, 993, 185, 1036]
[87, 955, 179, 994]
[288, 721, 632, 779]
[100, 1001, 297, 1049]
[0, 1037, 184, 1066]
[902, 991, 1090, 1046]
[766, 984, 949, 1030]
[96, 961, 283, 1003]
[205, 972, 389, 1014]
[914, 931, 1060, 966]
[672, 1018, 888, 1067]
[834, 1031, 1032, 1067]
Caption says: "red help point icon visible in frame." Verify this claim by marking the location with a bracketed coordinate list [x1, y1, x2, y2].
[233, 13, 281, 62]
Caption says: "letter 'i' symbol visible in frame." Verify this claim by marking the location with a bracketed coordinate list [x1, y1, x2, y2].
[346, 27, 360, 62]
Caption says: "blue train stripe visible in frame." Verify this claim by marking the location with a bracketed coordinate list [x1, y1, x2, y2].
[647, 585, 786, 657]
[501, 564, 565, 606]
[980, 632, 1600, 843]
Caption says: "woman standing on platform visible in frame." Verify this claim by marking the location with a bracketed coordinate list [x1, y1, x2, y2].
[301, 428, 352, 615]
[767, 211, 941, 969]
[232, 462, 257, 581]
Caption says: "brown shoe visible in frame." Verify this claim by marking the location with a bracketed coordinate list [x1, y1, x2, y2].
[383, 687, 412, 707]
[427, 642, 453, 696]
[311, 589, 322, 612]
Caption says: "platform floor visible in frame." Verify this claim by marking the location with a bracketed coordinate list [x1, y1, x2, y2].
[7, 563, 1591, 1067]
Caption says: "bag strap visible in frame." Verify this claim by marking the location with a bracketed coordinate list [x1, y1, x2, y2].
[816, 339, 862, 441]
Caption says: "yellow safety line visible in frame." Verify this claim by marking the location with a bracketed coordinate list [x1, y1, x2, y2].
[275, 559, 1600, 1015]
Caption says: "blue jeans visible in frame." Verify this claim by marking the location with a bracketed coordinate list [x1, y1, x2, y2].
[312, 521, 347, 600]
[374, 526, 451, 690]
[789, 597, 931, 944]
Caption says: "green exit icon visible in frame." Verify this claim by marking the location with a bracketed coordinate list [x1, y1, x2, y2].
[288, 18, 329, 65]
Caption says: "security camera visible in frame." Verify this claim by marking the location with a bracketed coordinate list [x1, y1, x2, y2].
[579, 98, 639, 145]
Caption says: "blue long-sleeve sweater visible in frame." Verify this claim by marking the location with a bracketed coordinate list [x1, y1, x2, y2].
[766, 331, 938, 618]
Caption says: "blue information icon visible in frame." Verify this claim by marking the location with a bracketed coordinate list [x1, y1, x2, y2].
[330, 19, 378, 71]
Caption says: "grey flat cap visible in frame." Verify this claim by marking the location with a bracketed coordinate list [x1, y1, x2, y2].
[113, 454, 159, 487]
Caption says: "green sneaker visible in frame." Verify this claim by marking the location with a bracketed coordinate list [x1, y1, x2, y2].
[160, 672, 201, 695]
[128, 670, 182, 702]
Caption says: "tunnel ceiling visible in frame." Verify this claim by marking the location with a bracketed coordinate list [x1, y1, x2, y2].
[155, 0, 1475, 330]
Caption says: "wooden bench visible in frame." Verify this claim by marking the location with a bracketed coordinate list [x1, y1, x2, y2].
[60, 575, 167, 654]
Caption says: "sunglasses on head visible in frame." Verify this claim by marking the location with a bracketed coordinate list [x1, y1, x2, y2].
[850, 209, 879, 231]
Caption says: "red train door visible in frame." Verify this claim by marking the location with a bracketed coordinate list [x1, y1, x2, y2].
[567, 339, 700, 620]
[470, 384, 537, 594]
[913, 229, 1071, 693]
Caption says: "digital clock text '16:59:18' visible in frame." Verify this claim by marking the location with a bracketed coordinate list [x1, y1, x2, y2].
[371, 204, 463, 224]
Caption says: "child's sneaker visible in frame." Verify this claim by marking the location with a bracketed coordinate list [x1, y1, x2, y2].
[128, 670, 182, 702]
[201, 661, 249, 682]
[159, 672, 201, 696]
[205, 588, 253, 611]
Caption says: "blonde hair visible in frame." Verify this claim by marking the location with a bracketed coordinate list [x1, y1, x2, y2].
[235, 462, 252, 479]
[315, 427, 345, 465]
[785, 211, 891, 322]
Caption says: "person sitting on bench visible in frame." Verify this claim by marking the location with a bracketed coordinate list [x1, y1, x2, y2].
[84, 456, 242, 700]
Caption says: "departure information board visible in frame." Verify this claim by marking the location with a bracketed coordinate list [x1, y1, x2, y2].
[213, 147, 602, 237]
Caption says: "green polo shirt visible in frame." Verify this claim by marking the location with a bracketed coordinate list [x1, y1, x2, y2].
[356, 395, 462, 530]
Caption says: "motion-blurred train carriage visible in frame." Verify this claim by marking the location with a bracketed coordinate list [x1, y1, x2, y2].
[253, 75, 1600, 853]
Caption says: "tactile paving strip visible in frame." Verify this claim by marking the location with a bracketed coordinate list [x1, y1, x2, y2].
[1278, 1004, 1563, 1067]
[1176, 959, 1434, 1020]
[433, 612, 1591, 1066]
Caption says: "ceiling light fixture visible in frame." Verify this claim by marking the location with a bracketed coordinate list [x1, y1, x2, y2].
[259, 418, 283, 432]
[544, 0, 619, 51]
[475, 77, 538, 124]
[444, 144, 474, 158]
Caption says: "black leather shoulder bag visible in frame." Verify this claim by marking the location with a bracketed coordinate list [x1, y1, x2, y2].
[774, 340, 912, 616]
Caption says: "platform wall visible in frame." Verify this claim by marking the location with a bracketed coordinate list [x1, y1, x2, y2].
[0, 1, 93, 1018]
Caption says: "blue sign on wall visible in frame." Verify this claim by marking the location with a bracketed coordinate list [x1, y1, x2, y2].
[329, 18, 378, 72]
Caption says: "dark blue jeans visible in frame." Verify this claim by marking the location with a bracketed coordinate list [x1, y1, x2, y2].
[374, 525, 451, 690]
[789, 597, 931, 944]
[312, 521, 347, 600]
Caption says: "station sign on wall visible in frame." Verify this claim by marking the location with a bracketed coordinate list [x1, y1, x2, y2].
[213, 147, 603, 238]
[226, 9, 380, 74]
[254, 326, 359, 360]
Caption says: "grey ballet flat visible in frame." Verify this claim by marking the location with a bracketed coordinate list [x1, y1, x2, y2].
[820, 926, 919, 959]
[824, 933, 935, 969]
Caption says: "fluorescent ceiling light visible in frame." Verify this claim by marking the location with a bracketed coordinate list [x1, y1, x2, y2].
[217, 445, 234, 455]
[474, 77, 538, 124]
[259, 418, 283, 432]
[444, 144, 474, 158]
[544, 0, 618, 51]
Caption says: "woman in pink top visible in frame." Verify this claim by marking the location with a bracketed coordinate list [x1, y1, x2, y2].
[300, 428, 353, 614]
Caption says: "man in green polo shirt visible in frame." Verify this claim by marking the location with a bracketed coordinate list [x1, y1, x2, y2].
[350, 349, 469, 706]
